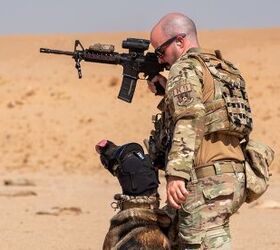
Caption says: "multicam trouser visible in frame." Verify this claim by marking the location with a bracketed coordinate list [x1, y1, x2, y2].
[178, 162, 246, 250]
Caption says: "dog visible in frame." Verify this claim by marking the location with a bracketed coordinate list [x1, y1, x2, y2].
[96, 139, 173, 250]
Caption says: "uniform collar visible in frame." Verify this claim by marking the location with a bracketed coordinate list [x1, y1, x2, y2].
[186, 47, 222, 59]
[187, 47, 202, 54]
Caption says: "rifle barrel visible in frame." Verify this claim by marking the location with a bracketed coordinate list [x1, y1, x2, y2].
[40, 48, 74, 56]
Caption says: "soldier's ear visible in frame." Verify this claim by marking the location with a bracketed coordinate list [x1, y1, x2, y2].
[176, 36, 184, 48]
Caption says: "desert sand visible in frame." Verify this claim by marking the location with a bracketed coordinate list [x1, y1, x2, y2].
[0, 28, 279, 249]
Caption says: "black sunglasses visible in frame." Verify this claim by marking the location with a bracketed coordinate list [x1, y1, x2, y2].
[154, 33, 186, 58]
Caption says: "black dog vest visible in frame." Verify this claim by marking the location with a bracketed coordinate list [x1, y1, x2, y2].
[100, 142, 159, 196]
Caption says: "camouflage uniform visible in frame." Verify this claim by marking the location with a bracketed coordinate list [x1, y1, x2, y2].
[153, 48, 252, 249]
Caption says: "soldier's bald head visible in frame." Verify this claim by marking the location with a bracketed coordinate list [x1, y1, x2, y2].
[151, 13, 199, 46]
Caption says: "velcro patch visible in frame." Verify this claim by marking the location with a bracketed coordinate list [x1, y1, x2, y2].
[173, 82, 193, 106]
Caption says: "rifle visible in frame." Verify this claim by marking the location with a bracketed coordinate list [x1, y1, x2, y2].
[40, 38, 167, 103]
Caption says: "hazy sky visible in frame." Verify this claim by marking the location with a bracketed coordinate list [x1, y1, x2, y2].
[1, 0, 279, 35]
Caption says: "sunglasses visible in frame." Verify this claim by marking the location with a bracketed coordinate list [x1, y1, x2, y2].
[154, 33, 186, 58]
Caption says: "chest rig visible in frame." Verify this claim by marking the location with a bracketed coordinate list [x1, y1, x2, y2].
[189, 50, 253, 139]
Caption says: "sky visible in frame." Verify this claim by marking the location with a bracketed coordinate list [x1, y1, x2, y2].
[0, 0, 279, 35]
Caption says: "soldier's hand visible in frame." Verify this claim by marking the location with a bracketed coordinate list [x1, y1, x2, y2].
[147, 74, 167, 94]
[166, 176, 188, 209]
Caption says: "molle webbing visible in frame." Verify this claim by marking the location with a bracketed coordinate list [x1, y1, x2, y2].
[189, 51, 253, 138]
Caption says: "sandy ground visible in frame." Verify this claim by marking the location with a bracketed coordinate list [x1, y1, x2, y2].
[0, 28, 279, 249]
[0, 172, 279, 250]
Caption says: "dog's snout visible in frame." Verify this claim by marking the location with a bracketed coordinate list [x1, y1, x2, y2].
[95, 139, 108, 154]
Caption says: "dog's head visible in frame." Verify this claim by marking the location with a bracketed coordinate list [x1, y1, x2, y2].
[95, 139, 120, 175]
[96, 139, 159, 196]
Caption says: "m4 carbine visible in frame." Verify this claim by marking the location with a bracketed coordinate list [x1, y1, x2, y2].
[40, 38, 167, 103]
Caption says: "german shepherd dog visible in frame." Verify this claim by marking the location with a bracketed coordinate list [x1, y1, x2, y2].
[96, 140, 172, 250]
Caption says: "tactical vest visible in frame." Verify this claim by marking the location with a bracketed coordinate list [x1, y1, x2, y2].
[189, 50, 253, 139]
